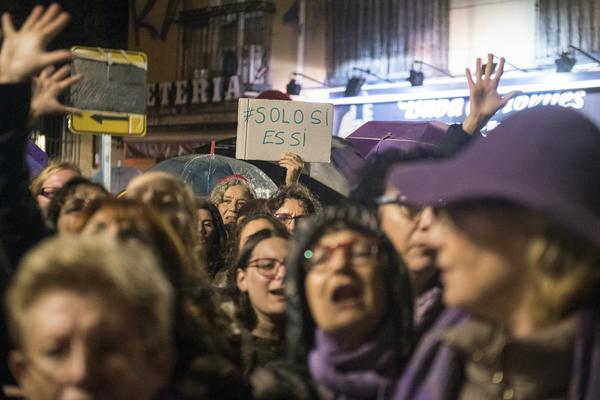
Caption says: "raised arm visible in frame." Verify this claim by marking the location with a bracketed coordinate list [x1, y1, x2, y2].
[279, 152, 305, 187]
[462, 53, 520, 134]
[0, 4, 72, 270]
[30, 64, 82, 120]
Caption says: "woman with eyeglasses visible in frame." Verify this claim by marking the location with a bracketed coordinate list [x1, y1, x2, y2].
[266, 183, 322, 233]
[276, 206, 413, 400]
[232, 228, 291, 375]
[30, 161, 81, 217]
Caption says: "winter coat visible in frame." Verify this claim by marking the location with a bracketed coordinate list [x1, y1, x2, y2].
[394, 305, 600, 400]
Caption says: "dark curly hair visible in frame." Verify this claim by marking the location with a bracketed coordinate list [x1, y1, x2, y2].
[266, 183, 322, 217]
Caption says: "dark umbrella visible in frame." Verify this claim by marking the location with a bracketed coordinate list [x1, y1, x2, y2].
[346, 121, 448, 159]
[150, 154, 277, 198]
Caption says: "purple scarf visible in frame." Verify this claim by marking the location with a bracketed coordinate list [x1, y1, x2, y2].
[309, 317, 400, 400]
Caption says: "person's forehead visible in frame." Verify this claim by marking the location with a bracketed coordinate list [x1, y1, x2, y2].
[197, 208, 213, 220]
[21, 290, 115, 345]
[277, 198, 306, 214]
[316, 229, 369, 245]
[243, 218, 274, 234]
[224, 184, 248, 197]
[251, 237, 288, 258]
[127, 173, 171, 192]
[43, 169, 78, 188]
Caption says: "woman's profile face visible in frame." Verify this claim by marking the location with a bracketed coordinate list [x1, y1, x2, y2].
[196, 208, 215, 245]
[433, 206, 527, 315]
[304, 229, 386, 343]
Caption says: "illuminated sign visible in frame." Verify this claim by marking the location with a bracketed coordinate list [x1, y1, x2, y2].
[146, 75, 242, 107]
[334, 89, 597, 137]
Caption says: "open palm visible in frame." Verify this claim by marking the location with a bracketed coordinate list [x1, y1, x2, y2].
[0, 4, 71, 83]
[463, 54, 520, 134]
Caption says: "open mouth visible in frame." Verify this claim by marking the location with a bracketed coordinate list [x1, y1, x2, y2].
[331, 284, 362, 305]
[269, 288, 286, 298]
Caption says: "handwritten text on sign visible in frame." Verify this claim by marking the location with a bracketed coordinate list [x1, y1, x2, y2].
[236, 98, 333, 162]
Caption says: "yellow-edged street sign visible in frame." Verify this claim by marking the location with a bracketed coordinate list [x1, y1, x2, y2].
[69, 110, 146, 136]
[68, 46, 148, 137]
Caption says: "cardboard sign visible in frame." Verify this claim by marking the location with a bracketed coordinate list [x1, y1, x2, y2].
[68, 46, 147, 137]
[236, 98, 333, 162]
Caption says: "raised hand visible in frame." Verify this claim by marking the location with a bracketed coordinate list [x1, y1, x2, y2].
[0, 4, 71, 84]
[30, 65, 82, 119]
[279, 152, 304, 186]
[463, 53, 520, 134]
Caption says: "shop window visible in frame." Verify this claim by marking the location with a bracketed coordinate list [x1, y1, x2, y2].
[537, 0, 600, 60]
[179, 1, 275, 91]
[325, 0, 450, 86]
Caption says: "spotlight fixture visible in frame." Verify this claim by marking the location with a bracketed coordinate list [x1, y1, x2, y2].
[344, 76, 365, 97]
[555, 45, 600, 74]
[482, 62, 497, 75]
[407, 69, 424, 87]
[286, 72, 329, 96]
[286, 78, 302, 95]
[407, 60, 453, 87]
[555, 52, 576, 73]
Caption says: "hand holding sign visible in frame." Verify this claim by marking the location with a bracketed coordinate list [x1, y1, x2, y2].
[236, 98, 333, 163]
[279, 152, 304, 186]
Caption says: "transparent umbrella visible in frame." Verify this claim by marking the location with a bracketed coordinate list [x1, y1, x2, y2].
[150, 154, 277, 198]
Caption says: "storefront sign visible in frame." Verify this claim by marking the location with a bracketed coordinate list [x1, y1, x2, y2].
[236, 98, 333, 162]
[334, 88, 599, 137]
[147, 75, 242, 107]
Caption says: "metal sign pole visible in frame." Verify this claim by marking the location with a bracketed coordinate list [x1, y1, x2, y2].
[101, 134, 111, 191]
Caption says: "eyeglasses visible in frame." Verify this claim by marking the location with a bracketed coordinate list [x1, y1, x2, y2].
[38, 187, 59, 199]
[246, 257, 286, 279]
[375, 194, 424, 220]
[303, 239, 379, 273]
[274, 213, 306, 225]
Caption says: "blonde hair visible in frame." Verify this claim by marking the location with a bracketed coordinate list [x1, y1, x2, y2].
[30, 161, 81, 195]
[526, 230, 600, 325]
[7, 235, 174, 357]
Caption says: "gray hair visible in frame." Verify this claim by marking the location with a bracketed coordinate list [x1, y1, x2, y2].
[209, 178, 255, 205]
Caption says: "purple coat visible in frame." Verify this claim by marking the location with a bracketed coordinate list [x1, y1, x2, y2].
[394, 306, 600, 400]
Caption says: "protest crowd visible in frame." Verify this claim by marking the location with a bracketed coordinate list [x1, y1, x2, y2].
[0, 4, 599, 400]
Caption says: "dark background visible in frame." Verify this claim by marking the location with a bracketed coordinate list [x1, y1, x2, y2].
[0, 0, 129, 50]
